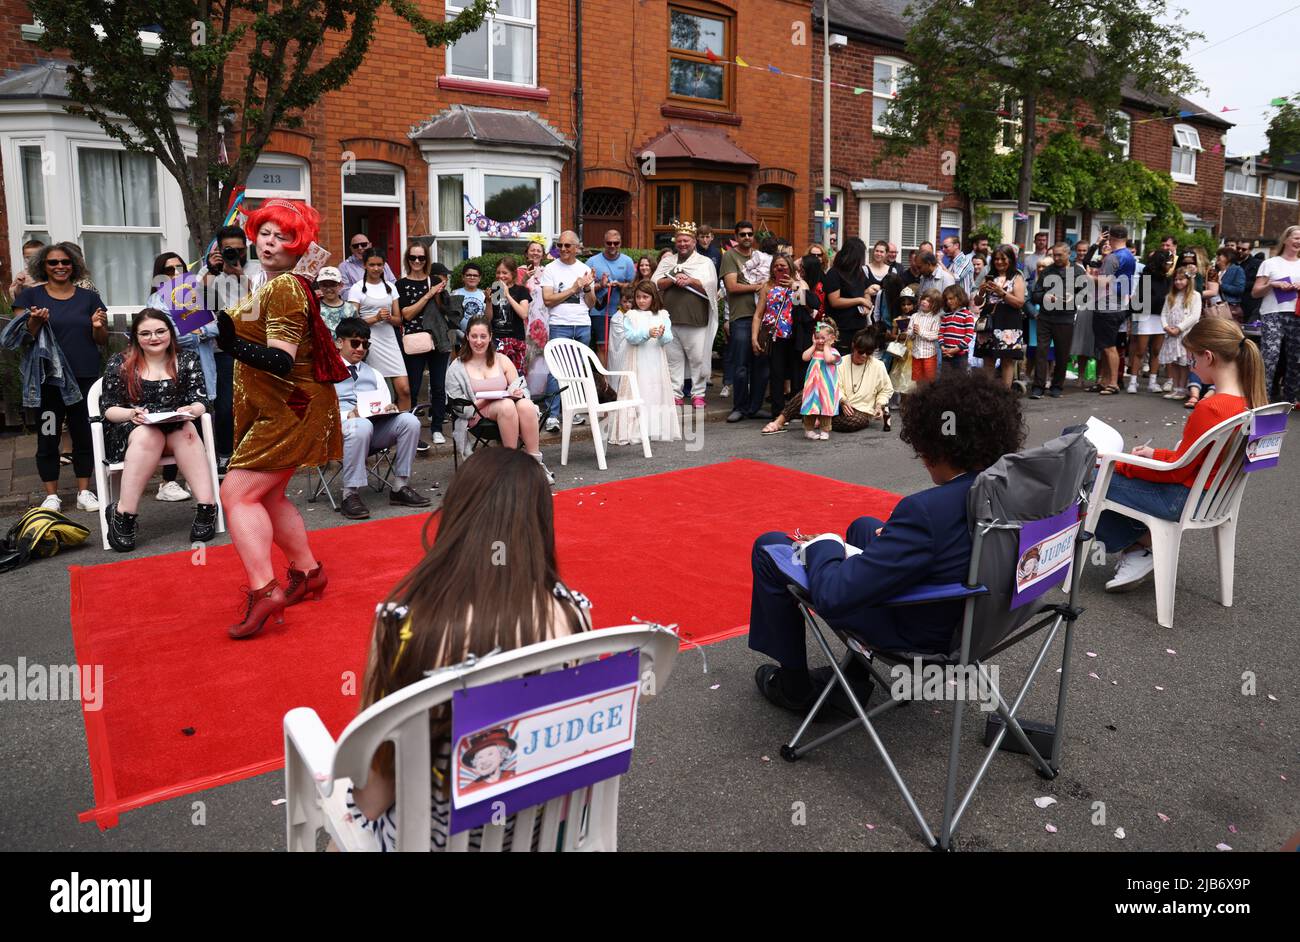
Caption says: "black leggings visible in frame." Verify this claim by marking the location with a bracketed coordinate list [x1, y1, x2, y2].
[214, 351, 234, 458]
[37, 377, 96, 483]
[404, 348, 449, 428]
[768, 337, 800, 419]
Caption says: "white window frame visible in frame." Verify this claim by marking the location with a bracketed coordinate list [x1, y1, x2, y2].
[426, 159, 561, 263]
[1171, 124, 1201, 184]
[859, 198, 939, 264]
[1109, 110, 1131, 159]
[71, 139, 165, 246]
[995, 90, 1022, 156]
[446, 0, 538, 89]
[1224, 167, 1258, 195]
[871, 57, 907, 135]
[244, 153, 311, 202]
[814, 186, 844, 247]
[341, 159, 407, 251]
[13, 138, 51, 245]
[1266, 177, 1299, 202]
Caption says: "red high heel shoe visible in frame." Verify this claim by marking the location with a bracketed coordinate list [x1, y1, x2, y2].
[284, 562, 327, 606]
[229, 580, 287, 639]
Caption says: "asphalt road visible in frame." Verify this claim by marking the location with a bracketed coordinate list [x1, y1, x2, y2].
[1, 387, 1296, 852]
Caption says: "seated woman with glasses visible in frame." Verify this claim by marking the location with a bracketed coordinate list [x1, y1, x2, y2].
[445, 315, 554, 485]
[100, 310, 219, 552]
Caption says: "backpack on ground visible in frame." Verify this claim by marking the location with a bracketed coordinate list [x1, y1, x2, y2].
[0, 507, 91, 573]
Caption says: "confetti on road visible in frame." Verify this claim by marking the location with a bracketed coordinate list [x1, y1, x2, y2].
[1215, 842, 1232, 851]
[1283, 775, 1289, 782]
[1157, 813, 1171, 823]
[865, 823, 877, 830]
[1086, 652, 1098, 658]
[1267, 694, 1279, 701]
[1166, 648, 1176, 655]
[1228, 824, 1238, 834]
[761, 755, 770, 762]
[1088, 672, 1100, 680]
[1045, 824, 1058, 833]
[709, 684, 720, 690]
[1155, 686, 1164, 691]
[1115, 827, 1126, 839]
[1034, 796, 1058, 809]
[271, 798, 286, 806]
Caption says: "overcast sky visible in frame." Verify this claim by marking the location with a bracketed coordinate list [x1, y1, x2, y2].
[1171, 0, 1300, 156]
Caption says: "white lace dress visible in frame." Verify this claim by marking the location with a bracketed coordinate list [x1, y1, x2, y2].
[605, 308, 681, 444]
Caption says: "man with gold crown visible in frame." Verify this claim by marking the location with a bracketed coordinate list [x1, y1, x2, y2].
[651, 220, 720, 409]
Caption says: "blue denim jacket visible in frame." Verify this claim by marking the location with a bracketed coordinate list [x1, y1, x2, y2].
[0, 312, 83, 407]
[1218, 263, 1246, 305]
[148, 292, 218, 399]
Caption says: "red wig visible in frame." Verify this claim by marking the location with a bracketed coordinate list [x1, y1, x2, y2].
[243, 198, 321, 256]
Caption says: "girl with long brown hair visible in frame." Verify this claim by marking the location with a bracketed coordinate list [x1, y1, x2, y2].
[349, 447, 590, 850]
[100, 310, 217, 551]
[1093, 317, 1266, 592]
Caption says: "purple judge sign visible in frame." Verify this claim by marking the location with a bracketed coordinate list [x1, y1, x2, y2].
[448, 648, 641, 836]
[1011, 503, 1082, 610]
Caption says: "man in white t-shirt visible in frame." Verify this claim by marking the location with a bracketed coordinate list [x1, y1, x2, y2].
[1252, 226, 1300, 404]
[539, 230, 598, 424]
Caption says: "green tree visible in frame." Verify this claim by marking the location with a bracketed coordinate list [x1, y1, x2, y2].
[1266, 95, 1300, 164]
[884, 0, 1203, 247]
[30, 1, 491, 254]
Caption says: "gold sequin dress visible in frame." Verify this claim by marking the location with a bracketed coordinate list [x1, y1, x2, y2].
[229, 273, 342, 471]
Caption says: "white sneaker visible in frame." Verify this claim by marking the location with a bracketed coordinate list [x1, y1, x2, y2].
[1125, 376, 1138, 394]
[530, 452, 556, 486]
[1105, 548, 1154, 592]
[572, 413, 586, 426]
[432, 431, 446, 445]
[40, 494, 62, 512]
[76, 490, 101, 513]
[1147, 379, 1161, 394]
[720, 385, 732, 398]
[156, 480, 191, 502]
[1162, 379, 1173, 393]
[544, 417, 560, 433]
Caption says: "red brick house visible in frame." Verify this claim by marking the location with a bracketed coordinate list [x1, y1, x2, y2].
[812, 0, 1232, 257]
[1221, 154, 1300, 245]
[0, 0, 813, 310]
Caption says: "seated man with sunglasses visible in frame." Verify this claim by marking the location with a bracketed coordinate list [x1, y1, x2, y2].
[333, 318, 431, 519]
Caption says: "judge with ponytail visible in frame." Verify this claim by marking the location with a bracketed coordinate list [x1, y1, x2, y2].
[1093, 317, 1267, 592]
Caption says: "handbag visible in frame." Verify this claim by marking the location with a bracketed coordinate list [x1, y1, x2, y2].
[886, 340, 909, 357]
[402, 330, 433, 355]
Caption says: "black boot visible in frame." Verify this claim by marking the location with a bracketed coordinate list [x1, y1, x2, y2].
[106, 501, 138, 552]
[881, 407, 892, 433]
[191, 503, 219, 543]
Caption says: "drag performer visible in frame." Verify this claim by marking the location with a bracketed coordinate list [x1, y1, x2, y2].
[217, 199, 347, 639]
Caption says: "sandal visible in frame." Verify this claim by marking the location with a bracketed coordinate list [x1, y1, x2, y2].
[761, 421, 786, 434]
[1183, 395, 1200, 409]
[1097, 385, 1121, 395]
[1085, 383, 1105, 393]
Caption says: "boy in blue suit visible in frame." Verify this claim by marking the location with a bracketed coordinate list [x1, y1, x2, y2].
[750, 370, 1026, 712]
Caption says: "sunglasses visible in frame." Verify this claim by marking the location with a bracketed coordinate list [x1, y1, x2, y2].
[352, 241, 370, 249]
[605, 241, 621, 246]
[346, 338, 370, 349]
[164, 264, 186, 274]
[407, 254, 427, 261]
[736, 232, 754, 238]
[559, 243, 578, 249]
[46, 258, 73, 267]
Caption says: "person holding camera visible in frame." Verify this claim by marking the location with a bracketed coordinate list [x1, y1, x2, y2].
[199, 226, 259, 472]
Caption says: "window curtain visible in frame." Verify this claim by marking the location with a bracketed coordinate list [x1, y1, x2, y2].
[77, 149, 161, 306]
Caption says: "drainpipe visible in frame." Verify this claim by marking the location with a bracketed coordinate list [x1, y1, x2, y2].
[574, 0, 585, 241]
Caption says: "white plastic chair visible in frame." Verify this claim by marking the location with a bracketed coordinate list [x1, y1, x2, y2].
[1084, 402, 1291, 628]
[284, 624, 677, 852]
[543, 338, 652, 470]
[87, 378, 226, 551]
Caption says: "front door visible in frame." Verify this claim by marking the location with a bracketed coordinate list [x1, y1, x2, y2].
[344, 205, 401, 267]
[756, 185, 793, 243]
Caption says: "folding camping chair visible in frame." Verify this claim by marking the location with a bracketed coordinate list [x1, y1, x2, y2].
[774, 430, 1097, 850]
[284, 624, 677, 852]
[307, 449, 397, 511]
[447, 393, 554, 471]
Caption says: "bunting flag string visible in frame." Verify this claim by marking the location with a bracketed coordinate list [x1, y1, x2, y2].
[462, 194, 552, 239]
[696, 42, 1294, 137]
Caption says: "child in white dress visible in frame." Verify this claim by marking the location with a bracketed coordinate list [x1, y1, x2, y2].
[606, 280, 681, 444]
[1159, 270, 1202, 400]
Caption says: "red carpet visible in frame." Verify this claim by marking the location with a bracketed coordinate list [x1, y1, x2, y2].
[68, 459, 900, 826]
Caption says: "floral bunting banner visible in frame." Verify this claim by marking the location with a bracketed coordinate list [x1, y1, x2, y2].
[463, 195, 552, 239]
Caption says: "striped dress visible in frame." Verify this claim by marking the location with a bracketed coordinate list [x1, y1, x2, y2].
[801, 348, 841, 416]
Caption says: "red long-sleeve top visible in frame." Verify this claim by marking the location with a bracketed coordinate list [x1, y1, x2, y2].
[1118, 394, 1248, 487]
